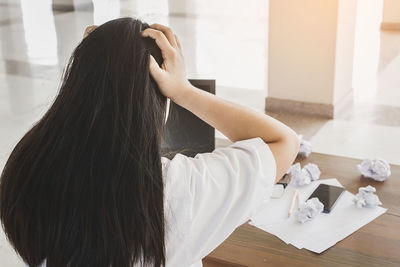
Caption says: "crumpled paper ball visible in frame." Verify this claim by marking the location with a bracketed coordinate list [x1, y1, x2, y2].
[353, 185, 382, 208]
[295, 197, 324, 223]
[357, 159, 391, 182]
[288, 162, 321, 187]
[298, 135, 312, 157]
[303, 163, 321, 181]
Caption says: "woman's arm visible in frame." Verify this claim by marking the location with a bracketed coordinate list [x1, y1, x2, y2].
[173, 88, 299, 182]
[142, 24, 299, 182]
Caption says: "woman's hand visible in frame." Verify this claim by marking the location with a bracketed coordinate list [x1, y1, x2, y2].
[141, 24, 193, 101]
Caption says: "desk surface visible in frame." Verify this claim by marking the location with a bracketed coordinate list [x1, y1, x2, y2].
[203, 153, 400, 267]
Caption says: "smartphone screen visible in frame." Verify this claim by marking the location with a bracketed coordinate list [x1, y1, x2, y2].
[307, 184, 345, 213]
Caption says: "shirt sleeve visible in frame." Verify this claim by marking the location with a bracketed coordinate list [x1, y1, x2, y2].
[177, 137, 277, 261]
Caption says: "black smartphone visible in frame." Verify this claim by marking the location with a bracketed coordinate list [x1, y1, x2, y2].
[307, 184, 345, 213]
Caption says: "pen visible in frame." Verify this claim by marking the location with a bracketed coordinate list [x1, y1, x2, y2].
[288, 189, 299, 217]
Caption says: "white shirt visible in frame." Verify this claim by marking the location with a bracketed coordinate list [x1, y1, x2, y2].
[162, 137, 276, 267]
[36, 137, 276, 267]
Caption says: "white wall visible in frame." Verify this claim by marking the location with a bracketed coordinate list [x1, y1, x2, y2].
[352, 0, 383, 98]
[268, 0, 338, 105]
[333, 0, 358, 104]
[382, 0, 400, 23]
[268, 0, 360, 107]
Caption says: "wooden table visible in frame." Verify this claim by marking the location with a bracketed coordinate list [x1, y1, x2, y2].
[203, 153, 400, 267]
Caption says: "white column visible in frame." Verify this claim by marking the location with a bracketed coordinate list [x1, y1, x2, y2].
[381, 0, 400, 30]
[266, 0, 358, 118]
[352, 0, 383, 99]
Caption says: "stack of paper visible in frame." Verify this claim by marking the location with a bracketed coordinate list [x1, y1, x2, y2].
[249, 179, 387, 253]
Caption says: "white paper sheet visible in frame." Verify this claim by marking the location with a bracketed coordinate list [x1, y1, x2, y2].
[249, 179, 387, 253]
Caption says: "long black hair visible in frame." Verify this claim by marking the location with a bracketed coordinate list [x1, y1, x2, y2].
[0, 17, 167, 266]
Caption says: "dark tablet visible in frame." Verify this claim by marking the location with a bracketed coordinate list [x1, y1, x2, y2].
[161, 79, 216, 158]
[308, 184, 346, 213]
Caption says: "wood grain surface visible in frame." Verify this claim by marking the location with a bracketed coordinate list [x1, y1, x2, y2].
[203, 153, 400, 267]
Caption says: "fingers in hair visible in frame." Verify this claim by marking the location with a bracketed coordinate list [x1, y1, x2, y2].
[141, 28, 175, 57]
[150, 24, 178, 48]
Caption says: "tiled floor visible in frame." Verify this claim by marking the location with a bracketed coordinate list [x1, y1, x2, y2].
[266, 31, 400, 165]
[310, 120, 400, 164]
[307, 30, 400, 165]
[0, 0, 399, 265]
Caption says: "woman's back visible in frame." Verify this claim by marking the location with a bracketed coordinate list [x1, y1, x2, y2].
[0, 19, 299, 267]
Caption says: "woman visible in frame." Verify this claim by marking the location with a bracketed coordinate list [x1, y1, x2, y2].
[0, 18, 299, 267]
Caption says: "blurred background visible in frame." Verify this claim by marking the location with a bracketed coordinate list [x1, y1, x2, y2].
[0, 0, 399, 265]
